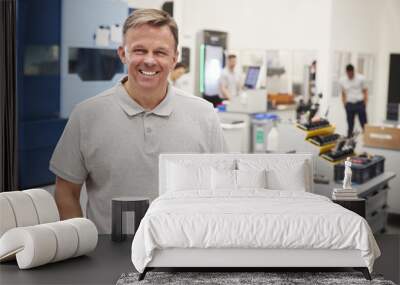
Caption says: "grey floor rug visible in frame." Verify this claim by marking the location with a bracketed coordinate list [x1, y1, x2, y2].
[116, 272, 396, 285]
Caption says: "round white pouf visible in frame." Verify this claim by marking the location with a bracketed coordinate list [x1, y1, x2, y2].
[0, 226, 57, 269]
[42, 221, 79, 262]
[0, 196, 17, 237]
[65, 218, 98, 257]
[0, 218, 98, 269]
[24, 189, 60, 224]
[1, 192, 39, 227]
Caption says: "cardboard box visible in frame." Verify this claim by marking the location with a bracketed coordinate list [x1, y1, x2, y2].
[363, 124, 400, 150]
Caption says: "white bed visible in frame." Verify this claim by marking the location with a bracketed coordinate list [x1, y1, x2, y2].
[131, 154, 380, 280]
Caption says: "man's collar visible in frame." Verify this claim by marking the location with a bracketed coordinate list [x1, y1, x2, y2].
[151, 85, 173, 116]
[115, 76, 174, 117]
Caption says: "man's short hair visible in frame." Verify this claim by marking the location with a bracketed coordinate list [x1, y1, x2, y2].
[123, 9, 179, 50]
[227, 54, 237, 60]
[174, 62, 186, 70]
[346, 64, 354, 72]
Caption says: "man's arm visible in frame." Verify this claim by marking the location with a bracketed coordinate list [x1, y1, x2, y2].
[237, 72, 244, 92]
[55, 176, 83, 220]
[218, 75, 231, 100]
[220, 84, 231, 100]
[363, 88, 368, 105]
[342, 90, 347, 105]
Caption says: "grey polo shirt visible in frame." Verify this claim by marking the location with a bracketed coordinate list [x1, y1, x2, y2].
[50, 77, 226, 233]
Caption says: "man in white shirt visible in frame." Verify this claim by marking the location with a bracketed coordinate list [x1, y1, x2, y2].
[339, 64, 368, 138]
[218, 54, 241, 101]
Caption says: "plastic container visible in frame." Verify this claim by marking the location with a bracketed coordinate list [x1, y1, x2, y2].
[221, 120, 246, 153]
[251, 113, 279, 153]
[217, 104, 227, 112]
[334, 155, 385, 184]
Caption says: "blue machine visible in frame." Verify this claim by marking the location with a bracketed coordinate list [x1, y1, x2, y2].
[17, 0, 67, 188]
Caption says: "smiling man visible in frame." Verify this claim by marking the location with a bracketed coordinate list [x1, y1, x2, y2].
[50, 9, 226, 234]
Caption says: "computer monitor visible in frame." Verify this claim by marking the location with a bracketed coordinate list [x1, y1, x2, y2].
[244, 66, 260, 89]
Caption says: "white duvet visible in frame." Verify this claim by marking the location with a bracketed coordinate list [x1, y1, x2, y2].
[131, 190, 380, 273]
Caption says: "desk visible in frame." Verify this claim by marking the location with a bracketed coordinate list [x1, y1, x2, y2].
[315, 172, 396, 233]
[0, 235, 132, 285]
[360, 145, 400, 214]
[332, 198, 366, 218]
[315, 172, 396, 198]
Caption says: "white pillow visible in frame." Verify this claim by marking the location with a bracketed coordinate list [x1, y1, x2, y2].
[237, 169, 267, 189]
[237, 159, 308, 191]
[267, 162, 306, 191]
[211, 168, 236, 190]
[167, 162, 212, 191]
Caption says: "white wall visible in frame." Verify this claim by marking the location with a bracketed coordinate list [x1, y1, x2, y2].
[174, 0, 333, 98]
[330, 0, 380, 52]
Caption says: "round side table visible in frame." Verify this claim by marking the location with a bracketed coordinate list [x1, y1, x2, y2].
[111, 197, 149, 242]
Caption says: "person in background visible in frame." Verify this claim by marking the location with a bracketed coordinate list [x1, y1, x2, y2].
[310, 60, 317, 81]
[339, 64, 368, 138]
[50, 9, 226, 234]
[218, 54, 241, 101]
[169, 62, 188, 90]
[308, 60, 317, 99]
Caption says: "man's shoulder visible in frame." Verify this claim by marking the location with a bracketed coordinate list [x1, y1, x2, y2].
[172, 87, 214, 110]
[74, 86, 117, 112]
[66, 86, 119, 123]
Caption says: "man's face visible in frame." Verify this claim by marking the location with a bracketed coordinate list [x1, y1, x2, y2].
[118, 24, 178, 91]
[228, 57, 237, 69]
[346, 70, 354, 79]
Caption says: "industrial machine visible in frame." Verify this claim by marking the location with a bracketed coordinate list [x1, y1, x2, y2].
[196, 30, 227, 106]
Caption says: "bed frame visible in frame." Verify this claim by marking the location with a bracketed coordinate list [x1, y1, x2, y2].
[140, 248, 371, 280]
[138, 154, 372, 281]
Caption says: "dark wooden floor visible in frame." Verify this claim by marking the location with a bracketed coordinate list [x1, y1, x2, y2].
[0, 217, 398, 284]
[373, 214, 400, 284]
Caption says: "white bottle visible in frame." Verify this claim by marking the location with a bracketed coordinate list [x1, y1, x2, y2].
[267, 121, 279, 152]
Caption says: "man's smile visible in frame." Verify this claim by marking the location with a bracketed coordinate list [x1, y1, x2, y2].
[139, 70, 160, 77]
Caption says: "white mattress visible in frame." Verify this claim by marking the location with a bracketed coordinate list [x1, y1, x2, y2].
[131, 190, 380, 273]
